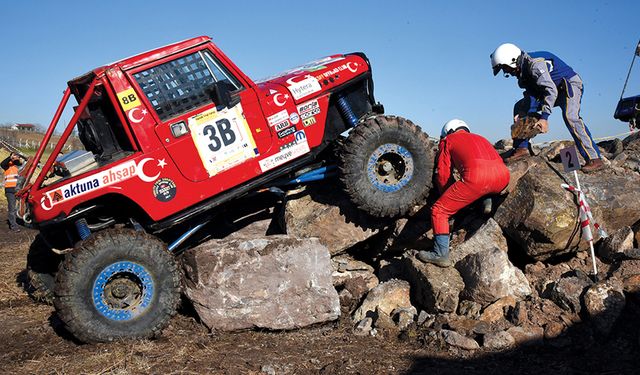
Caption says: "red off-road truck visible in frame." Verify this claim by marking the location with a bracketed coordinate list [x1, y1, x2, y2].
[17, 36, 435, 343]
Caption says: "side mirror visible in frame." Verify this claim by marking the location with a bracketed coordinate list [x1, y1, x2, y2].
[207, 81, 240, 109]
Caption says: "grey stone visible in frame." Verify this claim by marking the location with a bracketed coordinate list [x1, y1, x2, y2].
[441, 329, 480, 350]
[403, 255, 465, 313]
[583, 281, 626, 336]
[598, 227, 634, 261]
[506, 326, 544, 346]
[458, 300, 482, 320]
[353, 317, 373, 336]
[182, 235, 340, 331]
[417, 310, 435, 327]
[483, 331, 515, 350]
[392, 307, 417, 331]
[548, 275, 593, 314]
[456, 248, 532, 306]
[353, 279, 412, 322]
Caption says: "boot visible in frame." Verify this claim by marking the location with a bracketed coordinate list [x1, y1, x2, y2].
[502, 147, 530, 164]
[581, 158, 605, 173]
[416, 234, 451, 267]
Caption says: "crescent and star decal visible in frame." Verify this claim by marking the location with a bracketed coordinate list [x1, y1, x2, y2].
[346, 62, 358, 73]
[273, 93, 289, 107]
[136, 158, 161, 182]
[128, 108, 148, 124]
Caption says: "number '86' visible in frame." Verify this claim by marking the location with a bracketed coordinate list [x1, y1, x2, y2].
[121, 94, 137, 105]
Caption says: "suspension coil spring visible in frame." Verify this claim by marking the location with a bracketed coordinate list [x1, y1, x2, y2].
[336, 93, 358, 127]
[75, 218, 91, 240]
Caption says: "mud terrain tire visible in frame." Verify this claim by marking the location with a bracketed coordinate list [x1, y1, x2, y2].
[340, 115, 435, 218]
[54, 229, 181, 343]
[26, 235, 63, 305]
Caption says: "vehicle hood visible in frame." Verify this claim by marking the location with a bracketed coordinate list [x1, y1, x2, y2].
[255, 54, 369, 102]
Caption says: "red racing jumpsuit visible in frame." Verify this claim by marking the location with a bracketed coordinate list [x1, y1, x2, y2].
[431, 130, 510, 235]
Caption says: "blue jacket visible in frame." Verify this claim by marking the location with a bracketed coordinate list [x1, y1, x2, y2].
[517, 51, 577, 120]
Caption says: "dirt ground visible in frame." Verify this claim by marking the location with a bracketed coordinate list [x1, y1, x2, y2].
[0, 203, 639, 374]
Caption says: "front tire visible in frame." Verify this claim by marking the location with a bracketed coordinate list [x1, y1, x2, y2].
[340, 115, 435, 218]
[54, 229, 181, 343]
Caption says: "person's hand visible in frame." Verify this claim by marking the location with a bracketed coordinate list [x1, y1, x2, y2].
[514, 114, 520, 123]
[534, 119, 549, 134]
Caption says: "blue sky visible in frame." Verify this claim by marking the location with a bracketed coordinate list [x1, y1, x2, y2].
[1, 0, 638, 143]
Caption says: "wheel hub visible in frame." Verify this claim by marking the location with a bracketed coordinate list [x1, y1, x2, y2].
[92, 261, 154, 321]
[367, 143, 414, 192]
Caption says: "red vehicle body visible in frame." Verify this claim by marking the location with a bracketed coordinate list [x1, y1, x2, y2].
[17, 36, 378, 248]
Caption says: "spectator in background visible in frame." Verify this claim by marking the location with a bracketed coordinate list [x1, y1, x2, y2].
[2, 153, 23, 232]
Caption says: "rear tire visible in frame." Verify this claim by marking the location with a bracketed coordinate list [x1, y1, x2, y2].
[340, 115, 435, 218]
[26, 235, 63, 305]
[54, 229, 181, 343]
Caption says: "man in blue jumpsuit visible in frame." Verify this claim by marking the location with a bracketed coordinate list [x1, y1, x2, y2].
[490, 43, 604, 173]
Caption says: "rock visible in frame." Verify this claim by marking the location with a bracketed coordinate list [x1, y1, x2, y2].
[458, 300, 482, 320]
[441, 330, 480, 350]
[417, 311, 435, 327]
[623, 274, 640, 294]
[385, 209, 432, 251]
[392, 307, 417, 331]
[635, 230, 640, 248]
[547, 273, 593, 314]
[450, 218, 508, 265]
[403, 255, 465, 313]
[483, 331, 515, 350]
[506, 326, 544, 346]
[544, 321, 565, 339]
[479, 296, 517, 323]
[583, 281, 626, 336]
[597, 138, 625, 159]
[456, 248, 532, 306]
[598, 227, 634, 261]
[510, 301, 529, 326]
[446, 316, 490, 336]
[282, 186, 379, 255]
[494, 138, 513, 151]
[353, 317, 373, 336]
[332, 256, 379, 313]
[182, 235, 340, 331]
[352, 279, 412, 322]
[373, 307, 398, 333]
[495, 158, 640, 261]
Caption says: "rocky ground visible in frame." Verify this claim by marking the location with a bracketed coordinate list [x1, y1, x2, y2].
[1, 134, 640, 374]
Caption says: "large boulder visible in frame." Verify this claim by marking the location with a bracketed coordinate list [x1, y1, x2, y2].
[403, 255, 465, 313]
[495, 153, 640, 261]
[182, 235, 340, 331]
[456, 248, 531, 306]
[281, 186, 380, 255]
[450, 218, 508, 265]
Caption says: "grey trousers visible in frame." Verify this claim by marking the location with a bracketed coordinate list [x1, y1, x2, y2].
[5, 189, 17, 229]
[513, 75, 601, 161]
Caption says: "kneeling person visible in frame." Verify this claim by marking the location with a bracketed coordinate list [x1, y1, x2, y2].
[418, 119, 510, 267]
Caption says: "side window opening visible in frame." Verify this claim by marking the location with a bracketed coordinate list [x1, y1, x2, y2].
[42, 85, 134, 186]
[133, 50, 244, 122]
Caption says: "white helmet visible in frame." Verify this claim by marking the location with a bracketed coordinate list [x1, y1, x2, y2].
[441, 119, 469, 138]
[490, 43, 522, 76]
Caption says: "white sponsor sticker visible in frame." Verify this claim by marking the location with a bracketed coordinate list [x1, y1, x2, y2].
[40, 158, 162, 211]
[189, 103, 258, 177]
[267, 109, 289, 126]
[289, 112, 300, 124]
[259, 138, 310, 172]
[287, 75, 321, 100]
[297, 99, 320, 120]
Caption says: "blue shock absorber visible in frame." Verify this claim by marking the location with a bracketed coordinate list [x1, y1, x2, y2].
[336, 93, 358, 127]
[75, 218, 91, 240]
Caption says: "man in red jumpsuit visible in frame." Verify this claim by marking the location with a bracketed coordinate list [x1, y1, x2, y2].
[417, 119, 510, 267]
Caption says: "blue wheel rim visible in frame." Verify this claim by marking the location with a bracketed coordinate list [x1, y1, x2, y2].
[366, 143, 414, 192]
[92, 261, 154, 321]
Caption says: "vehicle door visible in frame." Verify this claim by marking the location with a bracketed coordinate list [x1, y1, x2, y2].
[131, 49, 271, 182]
